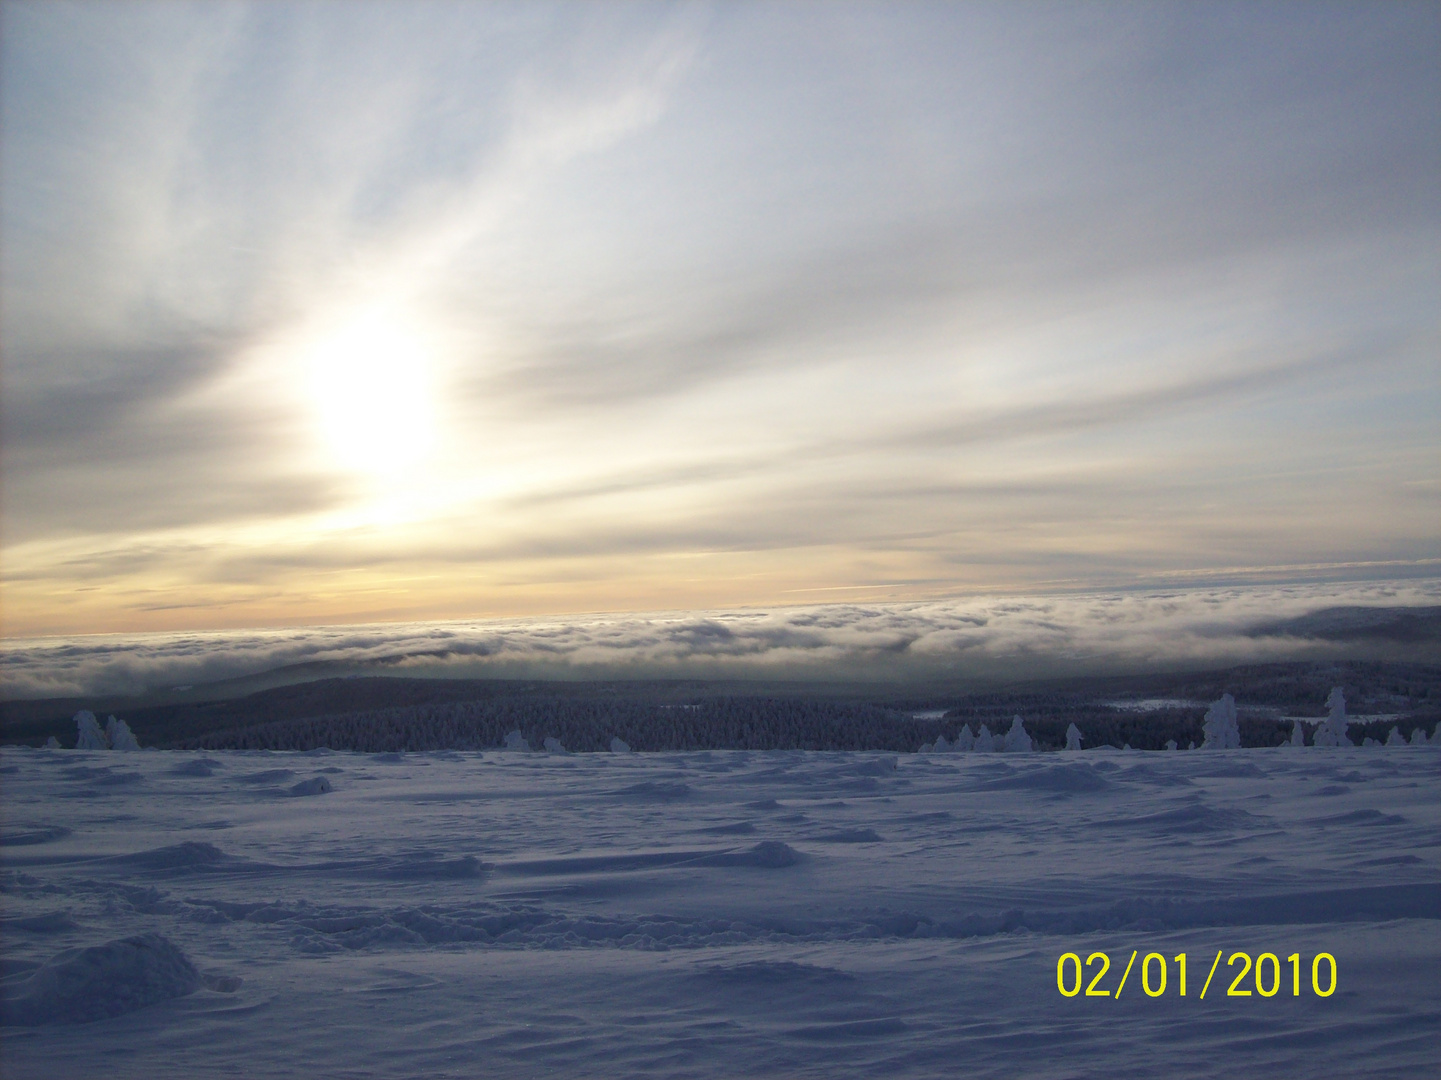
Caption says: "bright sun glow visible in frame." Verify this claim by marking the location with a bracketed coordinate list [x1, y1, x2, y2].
[300, 306, 438, 477]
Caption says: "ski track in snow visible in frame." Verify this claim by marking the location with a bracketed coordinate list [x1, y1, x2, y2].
[2, 745, 1439, 1078]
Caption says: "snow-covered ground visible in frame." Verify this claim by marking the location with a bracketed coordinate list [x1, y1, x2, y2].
[3, 744, 1438, 1078]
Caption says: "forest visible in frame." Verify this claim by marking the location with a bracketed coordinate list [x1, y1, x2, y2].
[5, 659, 1437, 753]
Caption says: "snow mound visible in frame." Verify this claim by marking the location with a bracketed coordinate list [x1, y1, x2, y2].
[609, 737, 631, 753]
[1, 933, 204, 1026]
[1, 825, 72, 847]
[1315, 808, 1408, 827]
[850, 757, 898, 776]
[815, 828, 884, 843]
[168, 759, 220, 777]
[73, 711, 107, 750]
[1114, 803, 1257, 834]
[288, 777, 333, 797]
[114, 841, 228, 870]
[543, 737, 568, 754]
[983, 766, 1111, 794]
[381, 853, 485, 880]
[7, 912, 80, 934]
[237, 769, 295, 784]
[43, 737, 61, 749]
[731, 841, 801, 868]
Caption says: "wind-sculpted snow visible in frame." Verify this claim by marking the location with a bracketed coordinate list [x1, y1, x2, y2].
[0, 933, 228, 1026]
[1, 745, 1438, 1077]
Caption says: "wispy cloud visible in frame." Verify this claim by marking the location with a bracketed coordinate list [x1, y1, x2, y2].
[1, 3, 1437, 637]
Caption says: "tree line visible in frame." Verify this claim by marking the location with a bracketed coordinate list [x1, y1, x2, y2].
[176, 695, 1438, 753]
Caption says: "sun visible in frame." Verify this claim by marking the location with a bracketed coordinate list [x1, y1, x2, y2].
[300, 305, 438, 477]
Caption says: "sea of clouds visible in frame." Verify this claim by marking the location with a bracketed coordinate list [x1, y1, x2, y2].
[2, 579, 1438, 700]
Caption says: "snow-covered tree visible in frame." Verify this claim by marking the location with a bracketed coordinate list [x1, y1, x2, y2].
[543, 736, 568, 753]
[1165, 739, 1177, 751]
[503, 729, 531, 751]
[1385, 725, 1406, 747]
[1288, 718, 1307, 748]
[954, 725, 975, 752]
[1064, 723, 1083, 751]
[106, 716, 141, 751]
[1003, 715, 1033, 753]
[1201, 694, 1240, 749]
[74, 710, 107, 750]
[1312, 687, 1352, 747]
[974, 724, 996, 752]
[1410, 726, 1429, 747]
[609, 737, 631, 753]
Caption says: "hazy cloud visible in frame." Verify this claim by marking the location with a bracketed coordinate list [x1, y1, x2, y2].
[2, 3, 1437, 635]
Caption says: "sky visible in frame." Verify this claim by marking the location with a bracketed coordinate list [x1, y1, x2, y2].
[2, 1, 1438, 646]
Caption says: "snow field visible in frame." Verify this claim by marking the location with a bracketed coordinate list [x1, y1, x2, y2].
[2, 743, 1438, 1077]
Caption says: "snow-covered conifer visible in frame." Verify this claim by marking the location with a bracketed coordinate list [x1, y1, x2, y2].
[74, 711, 107, 750]
[1410, 726, 1429, 747]
[609, 737, 631, 753]
[106, 716, 141, 751]
[1288, 718, 1306, 748]
[503, 730, 531, 752]
[1064, 723, 1083, 751]
[1385, 725, 1406, 747]
[954, 725, 975, 751]
[1312, 688, 1351, 747]
[1003, 715, 1032, 753]
[974, 724, 996, 752]
[1201, 694, 1240, 749]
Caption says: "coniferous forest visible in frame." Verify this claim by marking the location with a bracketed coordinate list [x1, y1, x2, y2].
[4, 660, 1437, 753]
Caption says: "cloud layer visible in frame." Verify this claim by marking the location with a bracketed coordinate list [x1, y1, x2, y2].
[5, 580, 1437, 700]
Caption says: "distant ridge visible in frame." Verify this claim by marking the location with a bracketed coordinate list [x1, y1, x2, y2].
[1246, 605, 1441, 644]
